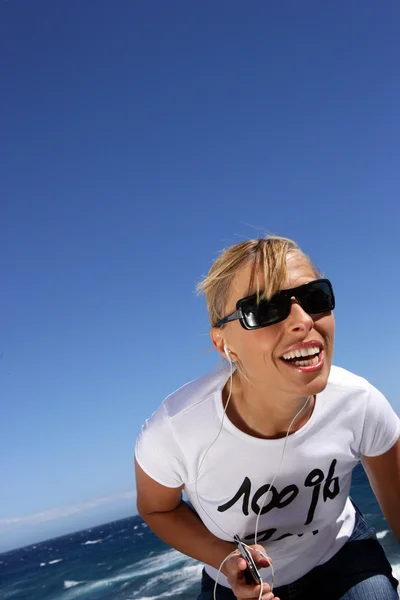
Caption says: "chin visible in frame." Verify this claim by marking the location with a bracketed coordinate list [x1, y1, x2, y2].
[306, 362, 332, 395]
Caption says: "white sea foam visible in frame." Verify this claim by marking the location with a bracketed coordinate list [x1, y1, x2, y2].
[61, 549, 194, 599]
[82, 539, 103, 545]
[64, 581, 82, 589]
[40, 558, 63, 566]
[133, 563, 202, 599]
[129, 548, 187, 578]
[376, 529, 389, 540]
[140, 563, 200, 589]
[48, 559, 63, 564]
[110, 551, 181, 581]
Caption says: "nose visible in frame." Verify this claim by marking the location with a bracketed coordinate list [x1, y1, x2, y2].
[286, 298, 314, 333]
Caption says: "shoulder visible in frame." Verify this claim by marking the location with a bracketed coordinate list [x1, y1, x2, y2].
[139, 366, 228, 437]
[324, 365, 398, 431]
[326, 365, 372, 396]
[317, 365, 374, 425]
[135, 367, 229, 485]
[161, 367, 228, 420]
[137, 369, 229, 446]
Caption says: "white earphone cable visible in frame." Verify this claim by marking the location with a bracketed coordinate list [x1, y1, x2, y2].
[194, 352, 235, 540]
[253, 394, 310, 546]
[195, 349, 311, 599]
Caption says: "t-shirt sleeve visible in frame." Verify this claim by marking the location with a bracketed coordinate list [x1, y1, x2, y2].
[135, 403, 186, 488]
[359, 383, 400, 457]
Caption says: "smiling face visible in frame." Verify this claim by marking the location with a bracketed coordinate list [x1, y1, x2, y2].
[212, 251, 335, 399]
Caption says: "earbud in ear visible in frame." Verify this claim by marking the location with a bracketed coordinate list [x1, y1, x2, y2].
[223, 344, 231, 360]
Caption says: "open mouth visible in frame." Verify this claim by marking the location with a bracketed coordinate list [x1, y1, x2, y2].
[280, 345, 322, 368]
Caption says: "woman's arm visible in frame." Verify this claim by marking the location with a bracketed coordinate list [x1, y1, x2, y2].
[134, 460, 275, 599]
[362, 437, 400, 541]
[135, 458, 236, 569]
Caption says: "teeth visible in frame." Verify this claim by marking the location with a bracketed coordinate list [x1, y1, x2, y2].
[288, 355, 320, 367]
[289, 355, 320, 367]
[282, 346, 320, 360]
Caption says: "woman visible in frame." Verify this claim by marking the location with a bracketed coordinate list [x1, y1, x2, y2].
[135, 236, 400, 600]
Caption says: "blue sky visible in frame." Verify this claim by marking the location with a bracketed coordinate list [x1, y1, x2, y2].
[1, 0, 399, 552]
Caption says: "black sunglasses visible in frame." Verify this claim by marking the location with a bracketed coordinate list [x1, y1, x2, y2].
[216, 279, 335, 330]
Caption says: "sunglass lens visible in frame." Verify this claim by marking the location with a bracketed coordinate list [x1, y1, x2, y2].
[243, 296, 289, 328]
[301, 281, 334, 313]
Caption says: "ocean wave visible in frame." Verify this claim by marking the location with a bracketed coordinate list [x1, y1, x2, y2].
[40, 558, 63, 566]
[1, 589, 23, 599]
[376, 529, 389, 540]
[64, 581, 83, 589]
[82, 539, 103, 545]
[98, 548, 186, 582]
[60, 550, 199, 599]
[133, 562, 202, 598]
[126, 548, 187, 577]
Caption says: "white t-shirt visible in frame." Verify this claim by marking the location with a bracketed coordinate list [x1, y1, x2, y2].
[135, 365, 400, 588]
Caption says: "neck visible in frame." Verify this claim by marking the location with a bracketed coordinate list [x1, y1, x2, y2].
[224, 370, 314, 440]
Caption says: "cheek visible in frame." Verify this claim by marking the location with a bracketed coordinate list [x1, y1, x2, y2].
[316, 314, 335, 345]
[237, 328, 281, 365]
[326, 314, 335, 339]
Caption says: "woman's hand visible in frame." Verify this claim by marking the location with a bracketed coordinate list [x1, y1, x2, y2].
[223, 545, 279, 600]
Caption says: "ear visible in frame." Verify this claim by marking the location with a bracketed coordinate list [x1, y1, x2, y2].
[210, 327, 224, 354]
[210, 328, 235, 362]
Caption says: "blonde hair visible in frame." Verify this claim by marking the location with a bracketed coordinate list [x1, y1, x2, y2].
[197, 235, 319, 327]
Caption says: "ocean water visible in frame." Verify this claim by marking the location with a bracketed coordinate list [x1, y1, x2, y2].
[1, 465, 399, 600]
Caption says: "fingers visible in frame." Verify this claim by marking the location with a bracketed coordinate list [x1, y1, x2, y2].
[231, 580, 274, 599]
[250, 544, 272, 569]
[224, 548, 276, 599]
[230, 543, 272, 571]
[232, 580, 279, 600]
[261, 593, 279, 600]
